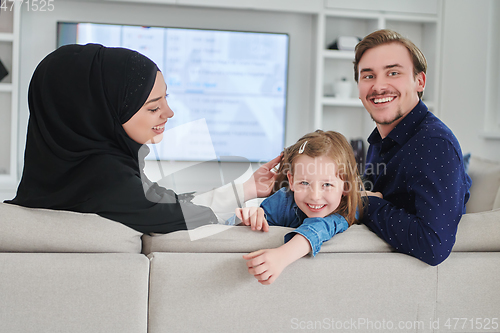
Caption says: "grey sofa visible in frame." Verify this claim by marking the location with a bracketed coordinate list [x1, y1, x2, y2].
[1, 155, 499, 333]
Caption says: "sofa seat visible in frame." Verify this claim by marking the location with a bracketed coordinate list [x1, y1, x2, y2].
[0, 253, 150, 333]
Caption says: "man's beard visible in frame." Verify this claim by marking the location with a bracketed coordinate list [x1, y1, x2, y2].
[370, 108, 404, 125]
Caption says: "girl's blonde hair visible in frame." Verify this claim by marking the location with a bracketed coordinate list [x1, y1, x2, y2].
[272, 130, 364, 225]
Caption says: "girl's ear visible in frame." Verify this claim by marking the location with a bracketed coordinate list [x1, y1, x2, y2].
[342, 180, 350, 196]
[287, 171, 295, 191]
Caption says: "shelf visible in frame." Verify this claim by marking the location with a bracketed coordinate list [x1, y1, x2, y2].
[0, 83, 13, 92]
[0, 33, 14, 42]
[323, 49, 355, 60]
[322, 97, 362, 107]
[480, 131, 500, 140]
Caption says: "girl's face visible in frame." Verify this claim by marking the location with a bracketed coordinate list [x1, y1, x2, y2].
[287, 154, 345, 218]
[122, 71, 174, 144]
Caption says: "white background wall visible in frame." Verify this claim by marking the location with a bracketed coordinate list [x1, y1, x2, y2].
[5, 0, 500, 200]
[438, 0, 500, 161]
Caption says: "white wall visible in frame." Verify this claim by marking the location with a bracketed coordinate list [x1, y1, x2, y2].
[439, 0, 500, 161]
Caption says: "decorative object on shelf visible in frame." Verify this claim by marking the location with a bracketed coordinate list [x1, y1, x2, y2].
[323, 83, 335, 97]
[0, 58, 8, 82]
[333, 77, 352, 99]
[327, 36, 361, 51]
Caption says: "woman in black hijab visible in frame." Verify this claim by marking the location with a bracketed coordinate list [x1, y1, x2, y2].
[6, 44, 279, 234]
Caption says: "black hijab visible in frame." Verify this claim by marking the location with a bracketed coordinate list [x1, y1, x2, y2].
[6, 44, 217, 233]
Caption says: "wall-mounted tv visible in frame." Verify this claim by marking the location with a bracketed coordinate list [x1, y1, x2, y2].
[57, 22, 289, 162]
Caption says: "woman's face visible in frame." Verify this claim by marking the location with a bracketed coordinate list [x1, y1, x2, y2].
[122, 71, 173, 144]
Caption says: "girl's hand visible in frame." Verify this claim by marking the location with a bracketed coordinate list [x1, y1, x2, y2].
[242, 248, 287, 285]
[242, 234, 311, 285]
[235, 207, 269, 232]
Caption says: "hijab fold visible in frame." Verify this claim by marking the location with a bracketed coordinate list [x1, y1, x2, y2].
[6, 44, 217, 233]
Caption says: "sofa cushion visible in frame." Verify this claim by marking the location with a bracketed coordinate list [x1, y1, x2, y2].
[0, 253, 149, 333]
[0, 203, 142, 253]
[466, 156, 500, 213]
[148, 252, 436, 333]
[453, 209, 500, 252]
[142, 223, 393, 255]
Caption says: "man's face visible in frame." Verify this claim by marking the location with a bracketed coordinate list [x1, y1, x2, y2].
[357, 42, 425, 136]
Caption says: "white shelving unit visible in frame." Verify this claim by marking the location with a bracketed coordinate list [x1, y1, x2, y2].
[313, 4, 442, 144]
[0, 6, 20, 187]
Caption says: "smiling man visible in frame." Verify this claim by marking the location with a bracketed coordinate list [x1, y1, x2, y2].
[354, 29, 472, 265]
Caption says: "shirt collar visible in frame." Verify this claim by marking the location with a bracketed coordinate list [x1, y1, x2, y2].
[367, 99, 428, 146]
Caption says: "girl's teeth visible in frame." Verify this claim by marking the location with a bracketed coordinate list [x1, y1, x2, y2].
[153, 126, 164, 130]
[308, 204, 325, 209]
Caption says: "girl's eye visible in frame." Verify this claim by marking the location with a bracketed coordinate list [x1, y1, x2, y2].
[299, 181, 309, 186]
[149, 107, 160, 112]
[323, 183, 334, 188]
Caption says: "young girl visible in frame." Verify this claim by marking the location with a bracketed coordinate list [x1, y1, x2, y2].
[235, 130, 364, 285]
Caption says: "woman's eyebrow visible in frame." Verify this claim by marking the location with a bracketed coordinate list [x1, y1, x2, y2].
[145, 89, 167, 105]
[144, 96, 162, 105]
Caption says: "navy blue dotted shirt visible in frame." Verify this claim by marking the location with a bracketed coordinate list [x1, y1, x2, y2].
[362, 100, 472, 266]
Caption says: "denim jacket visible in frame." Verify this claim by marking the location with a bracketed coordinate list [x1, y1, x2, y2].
[227, 188, 349, 256]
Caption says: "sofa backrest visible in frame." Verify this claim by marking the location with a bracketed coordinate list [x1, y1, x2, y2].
[466, 156, 500, 213]
[0, 203, 142, 253]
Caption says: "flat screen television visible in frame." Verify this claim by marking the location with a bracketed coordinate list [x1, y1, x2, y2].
[57, 22, 289, 162]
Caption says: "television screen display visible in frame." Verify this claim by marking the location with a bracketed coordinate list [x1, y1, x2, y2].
[57, 22, 289, 162]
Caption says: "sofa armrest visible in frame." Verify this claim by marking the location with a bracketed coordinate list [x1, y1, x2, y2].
[452, 209, 500, 252]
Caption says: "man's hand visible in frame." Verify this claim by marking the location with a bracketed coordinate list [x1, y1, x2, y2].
[235, 207, 269, 231]
[243, 154, 282, 200]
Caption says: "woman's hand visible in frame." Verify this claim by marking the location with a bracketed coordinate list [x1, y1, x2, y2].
[235, 207, 269, 231]
[243, 154, 282, 201]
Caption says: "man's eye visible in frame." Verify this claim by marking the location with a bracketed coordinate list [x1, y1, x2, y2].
[362, 74, 373, 79]
[388, 71, 398, 76]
